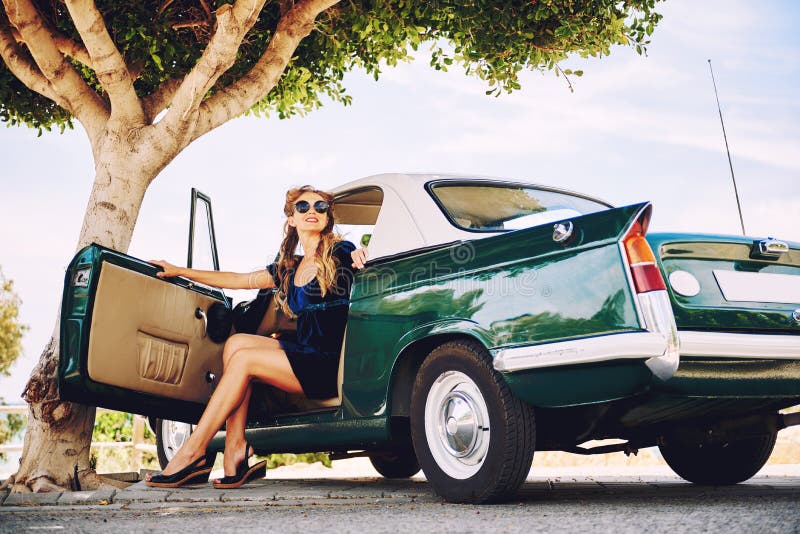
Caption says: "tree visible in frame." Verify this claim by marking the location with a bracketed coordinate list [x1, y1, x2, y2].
[0, 267, 27, 462]
[0, 0, 663, 492]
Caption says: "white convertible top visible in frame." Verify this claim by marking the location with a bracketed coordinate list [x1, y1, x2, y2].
[330, 173, 610, 261]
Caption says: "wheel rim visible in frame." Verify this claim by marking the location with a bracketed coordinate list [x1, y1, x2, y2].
[160, 419, 193, 463]
[424, 370, 490, 479]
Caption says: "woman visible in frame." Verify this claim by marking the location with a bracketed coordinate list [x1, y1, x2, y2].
[146, 185, 368, 489]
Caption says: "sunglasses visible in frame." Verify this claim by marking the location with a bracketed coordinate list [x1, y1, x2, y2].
[294, 200, 330, 214]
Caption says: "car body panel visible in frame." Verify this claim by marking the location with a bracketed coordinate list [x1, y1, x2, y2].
[209, 415, 390, 455]
[343, 203, 652, 415]
[502, 360, 654, 408]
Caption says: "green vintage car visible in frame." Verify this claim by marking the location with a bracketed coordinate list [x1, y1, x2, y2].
[58, 174, 800, 503]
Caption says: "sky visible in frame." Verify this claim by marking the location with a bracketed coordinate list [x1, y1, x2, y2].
[1, 0, 799, 402]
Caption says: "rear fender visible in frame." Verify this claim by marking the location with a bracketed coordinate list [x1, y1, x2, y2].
[386, 321, 492, 417]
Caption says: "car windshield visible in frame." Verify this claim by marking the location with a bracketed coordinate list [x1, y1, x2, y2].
[428, 182, 610, 232]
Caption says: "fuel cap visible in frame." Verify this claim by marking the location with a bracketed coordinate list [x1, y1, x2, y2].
[668, 270, 701, 297]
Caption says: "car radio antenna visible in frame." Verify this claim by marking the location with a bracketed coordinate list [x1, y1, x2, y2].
[708, 59, 746, 236]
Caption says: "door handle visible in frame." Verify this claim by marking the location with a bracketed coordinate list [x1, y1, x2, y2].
[195, 307, 208, 338]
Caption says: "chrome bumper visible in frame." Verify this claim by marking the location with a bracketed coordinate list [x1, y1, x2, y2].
[680, 331, 800, 359]
[492, 331, 670, 372]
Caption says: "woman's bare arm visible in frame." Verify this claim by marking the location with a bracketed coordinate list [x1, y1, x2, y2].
[148, 260, 275, 290]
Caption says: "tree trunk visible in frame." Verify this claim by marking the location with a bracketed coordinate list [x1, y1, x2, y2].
[1, 0, 326, 496]
[8, 134, 159, 493]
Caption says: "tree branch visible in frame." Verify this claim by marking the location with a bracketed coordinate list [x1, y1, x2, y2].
[193, 0, 341, 139]
[158, 0, 266, 141]
[197, 0, 212, 21]
[51, 34, 92, 68]
[142, 77, 183, 123]
[2, 0, 108, 139]
[0, 19, 64, 106]
[65, 0, 144, 125]
[11, 25, 94, 69]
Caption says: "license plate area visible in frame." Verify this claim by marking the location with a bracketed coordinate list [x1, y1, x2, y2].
[713, 269, 800, 304]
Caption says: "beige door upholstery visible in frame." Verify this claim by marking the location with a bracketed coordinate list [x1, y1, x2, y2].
[87, 262, 224, 404]
[253, 292, 297, 337]
[89, 261, 346, 414]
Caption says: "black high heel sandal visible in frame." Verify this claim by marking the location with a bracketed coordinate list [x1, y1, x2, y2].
[146, 451, 216, 488]
[213, 442, 267, 489]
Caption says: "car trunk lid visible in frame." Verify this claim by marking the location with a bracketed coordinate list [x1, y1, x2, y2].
[647, 233, 800, 334]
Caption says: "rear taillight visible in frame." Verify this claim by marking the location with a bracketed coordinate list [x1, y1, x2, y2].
[619, 206, 680, 381]
[623, 222, 666, 293]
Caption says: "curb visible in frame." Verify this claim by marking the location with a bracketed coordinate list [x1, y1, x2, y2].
[3, 475, 800, 511]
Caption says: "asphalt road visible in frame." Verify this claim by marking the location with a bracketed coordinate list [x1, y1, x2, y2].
[3, 477, 800, 533]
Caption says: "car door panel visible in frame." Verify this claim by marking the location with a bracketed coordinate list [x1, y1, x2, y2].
[86, 261, 223, 403]
[60, 244, 229, 423]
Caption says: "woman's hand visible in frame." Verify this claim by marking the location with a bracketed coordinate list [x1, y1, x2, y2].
[149, 259, 184, 278]
[351, 246, 369, 269]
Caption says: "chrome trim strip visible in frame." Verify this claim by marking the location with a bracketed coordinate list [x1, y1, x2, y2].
[680, 331, 800, 359]
[492, 331, 668, 372]
[713, 269, 800, 305]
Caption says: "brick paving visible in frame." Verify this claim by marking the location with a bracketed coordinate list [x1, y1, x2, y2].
[2, 473, 799, 511]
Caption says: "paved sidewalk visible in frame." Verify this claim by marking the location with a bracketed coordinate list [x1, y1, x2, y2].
[2, 461, 799, 511]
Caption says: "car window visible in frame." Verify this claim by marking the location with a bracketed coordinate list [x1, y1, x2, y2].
[189, 193, 218, 271]
[428, 183, 610, 232]
[334, 187, 384, 250]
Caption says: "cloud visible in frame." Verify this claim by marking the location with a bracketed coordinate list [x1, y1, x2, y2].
[412, 47, 800, 173]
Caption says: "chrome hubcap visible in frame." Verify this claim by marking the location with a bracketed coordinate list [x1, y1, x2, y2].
[424, 371, 490, 479]
[441, 391, 479, 458]
[161, 419, 193, 463]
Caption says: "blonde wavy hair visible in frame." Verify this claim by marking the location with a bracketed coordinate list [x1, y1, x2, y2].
[274, 185, 342, 317]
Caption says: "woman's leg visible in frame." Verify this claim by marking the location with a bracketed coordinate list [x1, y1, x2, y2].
[219, 335, 283, 475]
[157, 335, 302, 476]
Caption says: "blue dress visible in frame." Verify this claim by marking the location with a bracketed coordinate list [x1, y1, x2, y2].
[265, 240, 356, 399]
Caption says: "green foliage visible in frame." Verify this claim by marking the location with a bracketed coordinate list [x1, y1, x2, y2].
[90, 411, 158, 473]
[1, 0, 664, 129]
[89, 447, 160, 473]
[0, 267, 25, 458]
[0, 266, 26, 377]
[93, 411, 134, 442]
[92, 411, 154, 442]
[264, 452, 331, 470]
[0, 400, 25, 461]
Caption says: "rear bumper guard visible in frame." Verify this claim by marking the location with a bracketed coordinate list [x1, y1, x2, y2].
[636, 290, 681, 380]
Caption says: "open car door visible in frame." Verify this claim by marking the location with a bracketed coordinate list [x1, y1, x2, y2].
[59, 189, 229, 423]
